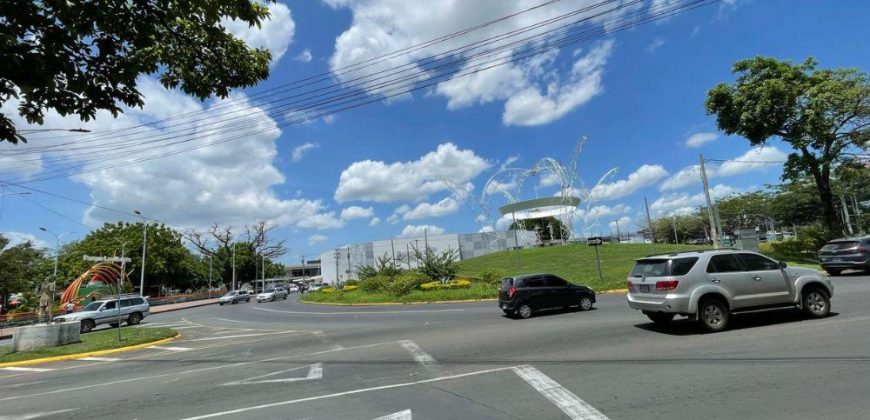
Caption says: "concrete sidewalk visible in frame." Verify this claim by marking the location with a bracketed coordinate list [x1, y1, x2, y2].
[1, 298, 219, 339]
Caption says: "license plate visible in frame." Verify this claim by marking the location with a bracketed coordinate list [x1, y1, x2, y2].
[639, 285, 650, 293]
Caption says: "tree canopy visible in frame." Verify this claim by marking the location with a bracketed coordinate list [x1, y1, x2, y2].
[1, 0, 275, 143]
[0, 234, 46, 310]
[705, 56, 870, 235]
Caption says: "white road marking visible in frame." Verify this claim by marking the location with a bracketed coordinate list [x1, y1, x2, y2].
[183, 331, 298, 342]
[212, 317, 248, 323]
[77, 357, 121, 362]
[309, 340, 400, 355]
[222, 363, 323, 386]
[252, 306, 465, 315]
[0, 408, 79, 420]
[399, 340, 438, 371]
[147, 346, 192, 351]
[170, 326, 200, 330]
[0, 367, 53, 372]
[212, 330, 246, 335]
[178, 366, 516, 420]
[373, 409, 412, 420]
[512, 365, 609, 420]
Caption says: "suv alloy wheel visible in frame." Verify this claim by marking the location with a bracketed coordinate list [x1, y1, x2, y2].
[698, 298, 729, 333]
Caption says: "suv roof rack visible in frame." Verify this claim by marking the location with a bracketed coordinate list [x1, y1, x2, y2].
[644, 248, 738, 257]
[96, 293, 144, 300]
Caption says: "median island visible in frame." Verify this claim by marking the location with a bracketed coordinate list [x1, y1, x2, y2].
[0, 327, 176, 364]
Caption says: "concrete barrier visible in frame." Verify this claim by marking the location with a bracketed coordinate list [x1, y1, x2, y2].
[11, 321, 81, 352]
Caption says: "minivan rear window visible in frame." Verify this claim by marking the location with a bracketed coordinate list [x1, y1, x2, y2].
[631, 259, 669, 277]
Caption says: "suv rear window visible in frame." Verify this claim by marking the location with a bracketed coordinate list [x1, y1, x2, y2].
[631, 259, 669, 277]
[821, 241, 859, 251]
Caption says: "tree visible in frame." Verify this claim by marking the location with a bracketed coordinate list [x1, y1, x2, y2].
[706, 57, 870, 235]
[713, 192, 772, 234]
[186, 222, 287, 289]
[1, 0, 275, 143]
[412, 245, 459, 284]
[510, 216, 570, 242]
[0, 234, 47, 311]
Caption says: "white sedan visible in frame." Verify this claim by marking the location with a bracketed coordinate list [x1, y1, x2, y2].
[256, 288, 288, 303]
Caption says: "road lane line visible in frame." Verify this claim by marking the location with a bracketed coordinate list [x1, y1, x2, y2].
[399, 340, 440, 374]
[222, 363, 323, 386]
[0, 367, 53, 372]
[252, 306, 465, 315]
[0, 408, 79, 420]
[178, 366, 516, 420]
[373, 409, 413, 420]
[309, 340, 401, 355]
[512, 365, 609, 420]
[147, 346, 192, 351]
[183, 331, 298, 342]
[77, 357, 121, 362]
[212, 317, 248, 323]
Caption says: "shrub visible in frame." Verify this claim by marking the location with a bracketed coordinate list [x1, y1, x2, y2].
[762, 225, 832, 263]
[479, 268, 505, 285]
[419, 279, 472, 290]
[342, 285, 359, 291]
[345, 280, 359, 286]
[385, 271, 427, 296]
[413, 245, 459, 283]
[360, 275, 390, 293]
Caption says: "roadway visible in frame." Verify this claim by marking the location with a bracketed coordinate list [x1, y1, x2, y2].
[1, 273, 869, 419]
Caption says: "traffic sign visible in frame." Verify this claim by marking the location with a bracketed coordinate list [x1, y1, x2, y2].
[587, 237, 603, 246]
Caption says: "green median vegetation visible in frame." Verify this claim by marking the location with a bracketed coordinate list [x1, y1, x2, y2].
[302, 243, 824, 305]
[0, 327, 176, 363]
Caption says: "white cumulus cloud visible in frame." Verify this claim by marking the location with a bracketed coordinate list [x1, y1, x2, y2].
[685, 132, 717, 148]
[660, 146, 788, 191]
[292, 142, 320, 162]
[340, 206, 375, 221]
[308, 234, 328, 245]
[400, 197, 460, 220]
[589, 164, 669, 201]
[223, 2, 296, 64]
[399, 224, 445, 239]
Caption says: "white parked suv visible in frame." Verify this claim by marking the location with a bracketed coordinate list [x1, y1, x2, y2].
[626, 249, 833, 332]
[54, 295, 150, 333]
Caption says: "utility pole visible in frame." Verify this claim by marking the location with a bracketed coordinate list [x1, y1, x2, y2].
[614, 219, 621, 243]
[302, 256, 307, 283]
[671, 210, 679, 244]
[261, 254, 266, 291]
[424, 228, 429, 250]
[115, 239, 129, 342]
[841, 195, 854, 235]
[346, 246, 352, 282]
[390, 239, 396, 262]
[333, 249, 340, 285]
[643, 196, 656, 249]
[208, 253, 213, 292]
[134, 210, 147, 296]
[231, 241, 236, 291]
[699, 154, 719, 249]
[405, 243, 411, 269]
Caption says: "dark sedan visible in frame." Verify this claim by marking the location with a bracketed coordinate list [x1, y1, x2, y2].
[498, 273, 595, 319]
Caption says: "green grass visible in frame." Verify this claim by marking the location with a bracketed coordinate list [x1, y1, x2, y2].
[301, 282, 498, 304]
[458, 243, 710, 291]
[0, 327, 176, 363]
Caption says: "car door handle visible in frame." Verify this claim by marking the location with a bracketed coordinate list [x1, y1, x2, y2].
[752, 275, 762, 281]
[710, 278, 720, 283]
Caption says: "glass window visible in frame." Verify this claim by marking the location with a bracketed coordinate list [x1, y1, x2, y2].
[631, 259, 669, 277]
[707, 254, 744, 273]
[131, 298, 145, 305]
[544, 276, 568, 287]
[738, 253, 780, 271]
[82, 302, 102, 312]
[500, 278, 513, 289]
[523, 278, 545, 288]
[104, 301, 116, 310]
[670, 257, 699, 276]
[120, 299, 132, 308]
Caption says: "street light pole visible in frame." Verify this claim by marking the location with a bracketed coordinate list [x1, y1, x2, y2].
[114, 239, 130, 342]
[38, 227, 74, 279]
[134, 210, 148, 296]
[232, 241, 236, 291]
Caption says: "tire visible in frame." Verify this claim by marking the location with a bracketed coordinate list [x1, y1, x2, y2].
[645, 312, 675, 325]
[502, 309, 514, 316]
[246, 298, 251, 303]
[697, 298, 729, 333]
[578, 295, 594, 311]
[220, 302, 225, 306]
[802, 287, 830, 318]
[516, 303, 533, 319]
[80, 319, 95, 333]
[128, 312, 142, 325]
[826, 268, 842, 276]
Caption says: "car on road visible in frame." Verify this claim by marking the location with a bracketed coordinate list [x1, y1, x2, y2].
[498, 273, 596, 319]
[219, 290, 251, 305]
[256, 287, 288, 302]
[819, 236, 869, 275]
[308, 283, 324, 292]
[287, 284, 299, 293]
[53, 295, 149, 333]
[626, 249, 834, 332]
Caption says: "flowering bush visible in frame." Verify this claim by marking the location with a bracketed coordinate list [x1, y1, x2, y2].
[419, 279, 472, 290]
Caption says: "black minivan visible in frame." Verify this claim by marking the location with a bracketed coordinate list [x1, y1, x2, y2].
[498, 273, 596, 319]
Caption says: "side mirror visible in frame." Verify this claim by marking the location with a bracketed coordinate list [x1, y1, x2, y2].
[779, 261, 787, 269]
[98, 307, 105, 311]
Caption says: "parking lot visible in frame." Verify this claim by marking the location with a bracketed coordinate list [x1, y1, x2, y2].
[2, 273, 869, 419]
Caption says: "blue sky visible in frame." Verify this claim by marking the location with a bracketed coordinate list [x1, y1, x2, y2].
[1, 0, 869, 263]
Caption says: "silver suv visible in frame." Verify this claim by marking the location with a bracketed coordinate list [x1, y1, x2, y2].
[54, 295, 150, 333]
[626, 249, 833, 332]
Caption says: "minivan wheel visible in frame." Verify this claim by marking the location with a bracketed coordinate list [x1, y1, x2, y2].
[697, 299, 729, 333]
[645, 312, 675, 325]
[128, 312, 142, 325]
[517, 303, 533, 319]
[80, 319, 95, 333]
[578, 296, 594, 311]
[802, 288, 830, 318]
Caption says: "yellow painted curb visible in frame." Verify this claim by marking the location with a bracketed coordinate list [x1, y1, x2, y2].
[0, 332, 181, 368]
[599, 288, 628, 294]
[299, 298, 498, 306]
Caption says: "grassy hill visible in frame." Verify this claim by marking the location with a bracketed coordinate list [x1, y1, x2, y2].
[457, 243, 711, 291]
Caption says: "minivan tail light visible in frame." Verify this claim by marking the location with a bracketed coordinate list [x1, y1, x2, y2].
[655, 280, 679, 291]
[508, 287, 517, 298]
[627, 281, 636, 293]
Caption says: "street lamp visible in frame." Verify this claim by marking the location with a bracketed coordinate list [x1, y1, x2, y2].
[134, 210, 147, 296]
[38, 227, 74, 278]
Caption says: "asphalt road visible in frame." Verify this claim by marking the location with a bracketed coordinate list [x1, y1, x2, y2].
[2, 273, 869, 420]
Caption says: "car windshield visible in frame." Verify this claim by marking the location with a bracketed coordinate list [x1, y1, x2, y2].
[223, 292, 237, 297]
[81, 302, 103, 311]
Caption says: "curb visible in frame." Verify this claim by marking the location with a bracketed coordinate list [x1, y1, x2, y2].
[299, 298, 498, 306]
[0, 332, 181, 368]
[599, 288, 628, 294]
[150, 299, 219, 314]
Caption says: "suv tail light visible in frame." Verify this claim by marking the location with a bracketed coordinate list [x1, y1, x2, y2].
[857, 247, 867, 254]
[655, 280, 679, 291]
[627, 281, 636, 293]
[508, 287, 517, 298]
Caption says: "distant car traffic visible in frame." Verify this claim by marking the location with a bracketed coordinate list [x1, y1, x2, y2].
[818, 236, 869, 275]
[287, 284, 299, 293]
[308, 283, 324, 292]
[256, 287, 288, 302]
[626, 249, 833, 332]
[219, 290, 251, 305]
[54, 295, 149, 333]
[498, 273, 595, 319]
